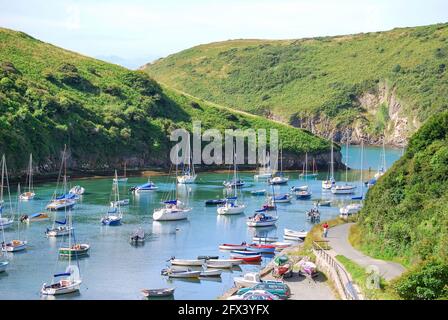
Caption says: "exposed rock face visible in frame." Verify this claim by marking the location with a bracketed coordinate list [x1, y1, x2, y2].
[282, 82, 419, 147]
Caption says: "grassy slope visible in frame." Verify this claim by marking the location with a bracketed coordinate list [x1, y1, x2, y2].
[144, 23, 448, 138]
[0, 28, 330, 172]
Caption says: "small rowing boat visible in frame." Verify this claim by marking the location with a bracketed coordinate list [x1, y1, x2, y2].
[206, 261, 233, 269]
[111, 199, 130, 207]
[167, 270, 201, 278]
[230, 253, 262, 262]
[207, 259, 242, 266]
[170, 258, 205, 266]
[284, 228, 308, 239]
[20, 212, 49, 223]
[130, 227, 145, 243]
[218, 243, 247, 250]
[246, 244, 276, 254]
[252, 236, 278, 243]
[200, 269, 223, 277]
[197, 255, 219, 260]
[230, 250, 260, 256]
[141, 288, 175, 298]
[58, 243, 90, 257]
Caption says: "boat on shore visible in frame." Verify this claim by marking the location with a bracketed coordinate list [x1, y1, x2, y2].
[246, 244, 276, 254]
[284, 228, 308, 240]
[234, 272, 261, 288]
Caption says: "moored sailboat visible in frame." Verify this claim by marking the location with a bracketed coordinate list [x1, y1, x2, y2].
[101, 171, 123, 226]
[2, 184, 28, 253]
[322, 139, 336, 190]
[0, 155, 13, 230]
[19, 154, 36, 201]
[331, 135, 356, 195]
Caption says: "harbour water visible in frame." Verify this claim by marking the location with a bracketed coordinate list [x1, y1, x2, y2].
[0, 147, 400, 300]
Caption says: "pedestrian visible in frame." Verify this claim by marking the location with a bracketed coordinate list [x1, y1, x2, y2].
[322, 222, 329, 238]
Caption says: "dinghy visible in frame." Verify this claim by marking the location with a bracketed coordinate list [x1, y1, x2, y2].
[269, 194, 291, 203]
[200, 269, 223, 277]
[205, 199, 226, 206]
[0, 260, 8, 273]
[19, 154, 36, 201]
[223, 179, 245, 189]
[284, 228, 308, 239]
[170, 258, 205, 266]
[46, 199, 76, 211]
[315, 200, 331, 207]
[272, 242, 293, 249]
[141, 288, 175, 298]
[207, 258, 243, 266]
[206, 261, 233, 269]
[111, 199, 130, 207]
[130, 227, 145, 243]
[252, 236, 278, 243]
[230, 253, 262, 262]
[69, 185, 85, 195]
[41, 265, 82, 296]
[219, 243, 247, 250]
[246, 244, 276, 253]
[167, 270, 201, 278]
[250, 190, 266, 196]
[153, 200, 190, 221]
[197, 255, 219, 260]
[290, 185, 309, 192]
[230, 250, 261, 256]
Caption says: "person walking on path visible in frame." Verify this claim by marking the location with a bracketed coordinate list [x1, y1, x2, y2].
[322, 222, 329, 238]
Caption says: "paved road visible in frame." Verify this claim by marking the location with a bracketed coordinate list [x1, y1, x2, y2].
[327, 223, 406, 281]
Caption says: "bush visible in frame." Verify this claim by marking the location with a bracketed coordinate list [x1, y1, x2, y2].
[394, 260, 448, 300]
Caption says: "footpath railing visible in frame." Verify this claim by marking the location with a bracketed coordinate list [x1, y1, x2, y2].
[313, 240, 359, 300]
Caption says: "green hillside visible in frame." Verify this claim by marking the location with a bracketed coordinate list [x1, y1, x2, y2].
[355, 111, 448, 299]
[0, 28, 331, 173]
[144, 23, 448, 145]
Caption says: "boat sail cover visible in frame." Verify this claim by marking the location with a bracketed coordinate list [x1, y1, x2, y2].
[55, 219, 67, 225]
[163, 200, 178, 205]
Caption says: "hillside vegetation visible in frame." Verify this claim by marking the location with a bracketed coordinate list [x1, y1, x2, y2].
[355, 111, 448, 299]
[0, 28, 331, 174]
[144, 23, 448, 145]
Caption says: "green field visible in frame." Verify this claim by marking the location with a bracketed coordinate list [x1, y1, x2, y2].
[0, 28, 331, 173]
[144, 23, 448, 143]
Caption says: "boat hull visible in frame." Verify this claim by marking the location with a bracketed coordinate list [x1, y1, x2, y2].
[230, 254, 262, 262]
[177, 175, 197, 184]
[171, 259, 205, 266]
[0, 261, 8, 273]
[142, 288, 175, 297]
[19, 192, 35, 201]
[331, 185, 357, 194]
[58, 244, 90, 257]
[168, 271, 201, 278]
[2, 240, 27, 252]
[217, 205, 245, 215]
[41, 280, 82, 296]
[246, 217, 278, 227]
[284, 228, 308, 239]
[153, 208, 189, 221]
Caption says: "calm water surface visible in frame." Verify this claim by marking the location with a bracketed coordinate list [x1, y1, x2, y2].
[0, 147, 400, 300]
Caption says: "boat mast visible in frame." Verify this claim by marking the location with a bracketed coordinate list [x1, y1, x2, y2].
[305, 152, 308, 184]
[123, 161, 126, 178]
[28, 154, 33, 193]
[0, 155, 4, 204]
[16, 183, 21, 238]
[345, 133, 349, 183]
[360, 139, 364, 198]
[330, 139, 334, 180]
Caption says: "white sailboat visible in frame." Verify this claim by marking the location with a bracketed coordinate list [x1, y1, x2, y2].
[41, 208, 82, 295]
[322, 139, 336, 190]
[268, 145, 289, 185]
[254, 152, 273, 180]
[331, 135, 356, 195]
[177, 138, 197, 184]
[46, 147, 74, 237]
[374, 137, 387, 179]
[101, 171, 123, 226]
[2, 183, 27, 253]
[247, 184, 279, 227]
[295, 152, 312, 199]
[0, 155, 14, 230]
[19, 154, 36, 201]
[113, 162, 128, 183]
[153, 156, 191, 221]
[217, 147, 245, 215]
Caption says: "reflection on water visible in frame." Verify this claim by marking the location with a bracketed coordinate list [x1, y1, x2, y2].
[0, 147, 401, 300]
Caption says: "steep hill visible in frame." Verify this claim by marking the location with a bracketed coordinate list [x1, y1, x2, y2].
[355, 111, 448, 299]
[0, 28, 335, 175]
[144, 23, 448, 146]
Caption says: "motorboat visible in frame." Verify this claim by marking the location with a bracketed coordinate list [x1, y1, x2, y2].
[58, 243, 90, 257]
[130, 228, 145, 243]
[131, 179, 158, 193]
[331, 184, 357, 194]
[269, 194, 291, 203]
[20, 212, 50, 223]
[46, 199, 76, 211]
[46, 225, 73, 237]
[153, 200, 190, 221]
[246, 211, 278, 227]
[295, 190, 312, 199]
[233, 272, 261, 288]
[205, 199, 226, 206]
[111, 199, 130, 207]
[69, 185, 85, 195]
[1, 239, 27, 252]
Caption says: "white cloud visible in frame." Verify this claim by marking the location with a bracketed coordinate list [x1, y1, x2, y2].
[65, 4, 81, 30]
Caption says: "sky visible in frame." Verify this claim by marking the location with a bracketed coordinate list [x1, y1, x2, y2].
[1, 0, 448, 69]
